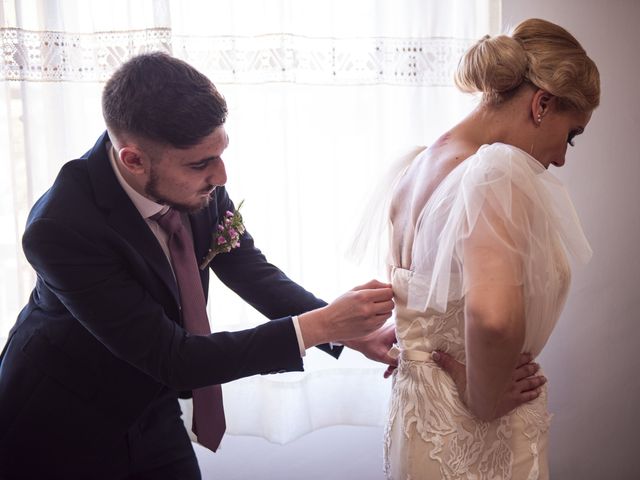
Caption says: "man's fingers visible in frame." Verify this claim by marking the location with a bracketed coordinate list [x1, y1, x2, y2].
[356, 287, 394, 303]
[373, 300, 395, 314]
[383, 365, 396, 379]
[352, 280, 392, 291]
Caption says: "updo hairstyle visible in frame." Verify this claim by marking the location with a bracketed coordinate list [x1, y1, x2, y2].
[454, 18, 600, 112]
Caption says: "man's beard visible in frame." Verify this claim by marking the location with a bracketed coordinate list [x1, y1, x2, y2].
[145, 165, 213, 213]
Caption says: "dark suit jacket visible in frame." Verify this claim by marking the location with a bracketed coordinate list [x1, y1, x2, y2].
[0, 132, 341, 474]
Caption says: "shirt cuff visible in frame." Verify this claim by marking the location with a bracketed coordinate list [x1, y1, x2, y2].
[291, 315, 306, 357]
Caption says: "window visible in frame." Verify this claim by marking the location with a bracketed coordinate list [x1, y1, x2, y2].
[0, 0, 498, 441]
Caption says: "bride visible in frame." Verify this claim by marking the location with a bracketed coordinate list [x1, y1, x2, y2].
[383, 18, 599, 479]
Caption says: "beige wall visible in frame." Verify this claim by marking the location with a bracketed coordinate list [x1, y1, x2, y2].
[502, 1, 640, 478]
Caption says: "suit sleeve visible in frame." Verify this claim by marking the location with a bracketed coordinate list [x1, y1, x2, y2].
[22, 217, 304, 389]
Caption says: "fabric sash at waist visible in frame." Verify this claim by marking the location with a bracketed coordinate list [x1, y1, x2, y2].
[401, 349, 435, 363]
[388, 344, 436, 364]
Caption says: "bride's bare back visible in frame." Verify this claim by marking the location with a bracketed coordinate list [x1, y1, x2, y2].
[389, 131, 479, 269]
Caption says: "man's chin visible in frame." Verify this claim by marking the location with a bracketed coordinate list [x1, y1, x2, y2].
[170, 196, 211, 214]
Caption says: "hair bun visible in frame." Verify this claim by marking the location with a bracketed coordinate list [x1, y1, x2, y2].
[454, 34, 528, 96]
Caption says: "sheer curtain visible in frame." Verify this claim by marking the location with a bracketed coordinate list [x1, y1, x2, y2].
[0, 0, 498, 443]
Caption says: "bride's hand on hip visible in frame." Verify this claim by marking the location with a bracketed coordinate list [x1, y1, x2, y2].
[432, 351, 547, 418]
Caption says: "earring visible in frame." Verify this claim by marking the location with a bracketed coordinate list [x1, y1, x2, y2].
[537, 114, 542, 124]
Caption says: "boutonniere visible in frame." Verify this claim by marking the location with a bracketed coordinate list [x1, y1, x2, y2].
[199, 200, 246, 270]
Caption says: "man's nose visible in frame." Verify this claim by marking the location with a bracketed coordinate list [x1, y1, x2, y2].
[208, 160, 227, 186]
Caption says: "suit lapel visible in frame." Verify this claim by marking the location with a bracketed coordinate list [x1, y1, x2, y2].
[190, 198, 216, 268]
[189, 194, 217, 300]
[107, 205, 180, 304]
[85, 132, 180, 305]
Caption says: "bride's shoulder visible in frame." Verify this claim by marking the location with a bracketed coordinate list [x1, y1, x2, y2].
[462, 142, 543, 187]
[472, 142, 543, 170]
[416, 136, 478, 172]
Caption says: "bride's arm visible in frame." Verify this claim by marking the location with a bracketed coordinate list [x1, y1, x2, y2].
[423, 147, 551, 420]
[464, 279, 525, 420]
[461, 198, 528, 421]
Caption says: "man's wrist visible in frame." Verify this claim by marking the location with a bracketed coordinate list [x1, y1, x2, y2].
[291, 315, 306, 357]
[297, 308, 331, 350]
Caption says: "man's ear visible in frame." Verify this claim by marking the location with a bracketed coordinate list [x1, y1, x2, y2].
[118, 146, 148, 175]
[530, 88, 556, 125]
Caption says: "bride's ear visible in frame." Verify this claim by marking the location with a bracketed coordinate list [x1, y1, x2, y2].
[530, 89, 555, 126]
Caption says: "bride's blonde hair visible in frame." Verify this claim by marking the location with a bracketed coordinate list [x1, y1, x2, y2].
[454, 18, 600, 112]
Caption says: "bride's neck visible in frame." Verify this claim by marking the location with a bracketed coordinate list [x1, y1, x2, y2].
[456, 97, 534, 152]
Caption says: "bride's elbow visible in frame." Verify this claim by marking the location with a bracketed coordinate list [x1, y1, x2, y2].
[465, 301, 524, 344]
[467, 312, 520, 344]
[465, 290, 525, 342]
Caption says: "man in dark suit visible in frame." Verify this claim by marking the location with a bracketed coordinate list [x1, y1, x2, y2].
[0, 52, 396, 479]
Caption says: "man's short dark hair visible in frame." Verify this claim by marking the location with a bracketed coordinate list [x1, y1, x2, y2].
[102, 52, 227, 148]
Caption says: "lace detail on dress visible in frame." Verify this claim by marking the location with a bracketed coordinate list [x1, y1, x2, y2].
[384, 354, 551, 480]
[384, 269, 552, 479]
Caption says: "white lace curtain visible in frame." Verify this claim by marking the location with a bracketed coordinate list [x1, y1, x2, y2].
[0, 0, 498, 443]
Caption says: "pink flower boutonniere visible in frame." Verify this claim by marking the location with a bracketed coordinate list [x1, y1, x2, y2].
[199, 200, 246, 270]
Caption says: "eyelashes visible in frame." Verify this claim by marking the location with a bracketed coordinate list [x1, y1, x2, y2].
[568, 127, 585, 147]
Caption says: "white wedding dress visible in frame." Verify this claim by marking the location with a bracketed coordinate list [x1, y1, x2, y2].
[383, 143, 592, 479]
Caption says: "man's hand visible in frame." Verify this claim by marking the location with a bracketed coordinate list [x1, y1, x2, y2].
[298, 280, 394, 349]
[342, 322, 398, 371]
[432, 350, 546, 418]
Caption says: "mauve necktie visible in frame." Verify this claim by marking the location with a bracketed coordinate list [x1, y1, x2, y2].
[153, 208, 226, 451]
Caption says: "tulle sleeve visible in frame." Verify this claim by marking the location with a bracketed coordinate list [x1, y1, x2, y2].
[407, 143, 592, 317]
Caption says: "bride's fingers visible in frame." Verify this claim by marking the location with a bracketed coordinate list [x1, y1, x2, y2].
[516, 352, 534, 368]
[517, 387, 542, 403]
[432, 351, 467, 393]
[518, 375, 547, 394]
[513, 361, 540, 382]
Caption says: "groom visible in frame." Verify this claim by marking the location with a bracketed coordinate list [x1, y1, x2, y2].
[0, 52, 396, 480]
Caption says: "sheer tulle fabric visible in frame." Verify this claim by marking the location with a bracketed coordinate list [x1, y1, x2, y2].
[406, 143, 592, 355]
[348, 146, 425, 274]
